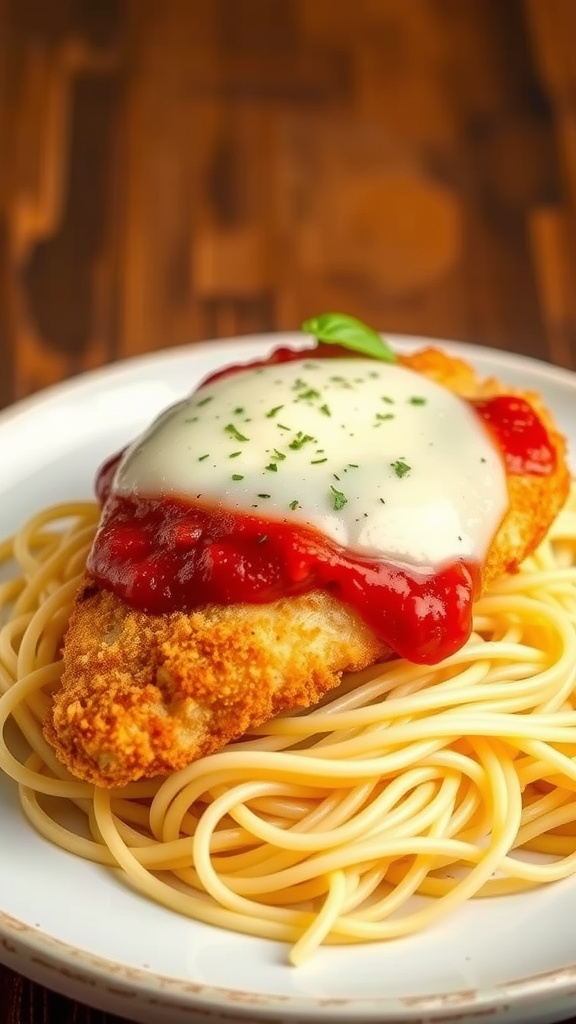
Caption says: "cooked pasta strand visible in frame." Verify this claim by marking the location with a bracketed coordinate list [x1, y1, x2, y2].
[1, 490, 576, 962]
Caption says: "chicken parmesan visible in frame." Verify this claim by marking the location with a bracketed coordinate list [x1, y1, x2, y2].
[44, 317, 570, 787]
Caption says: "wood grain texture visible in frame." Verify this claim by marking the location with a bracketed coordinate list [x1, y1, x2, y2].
[1, 0, 575, 407]
[1, 1, 576, 1022]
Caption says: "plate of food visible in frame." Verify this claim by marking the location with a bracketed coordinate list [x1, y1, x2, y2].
[1, 315, 576, 1024]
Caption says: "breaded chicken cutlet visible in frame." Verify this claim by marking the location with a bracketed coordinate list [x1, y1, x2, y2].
[44, 346, 570, 788]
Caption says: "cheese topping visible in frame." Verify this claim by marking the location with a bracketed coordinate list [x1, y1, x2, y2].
[112, 358, 508, 568]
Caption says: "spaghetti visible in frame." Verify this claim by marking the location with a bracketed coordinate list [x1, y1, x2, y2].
[1, 490, 576, 965]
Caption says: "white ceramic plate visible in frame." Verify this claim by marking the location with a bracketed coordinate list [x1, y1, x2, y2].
[1, 334, 576, 1024]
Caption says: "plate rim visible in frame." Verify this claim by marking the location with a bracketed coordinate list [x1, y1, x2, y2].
[2, 332, 576, 431]
[4, 903, 576, 1024]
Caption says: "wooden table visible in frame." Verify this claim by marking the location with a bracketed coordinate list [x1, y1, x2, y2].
[1, 1, 576, 1021]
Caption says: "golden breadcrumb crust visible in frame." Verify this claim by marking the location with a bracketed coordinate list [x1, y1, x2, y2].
[44, 348, 571, 787]
[45, 589, 385, 786]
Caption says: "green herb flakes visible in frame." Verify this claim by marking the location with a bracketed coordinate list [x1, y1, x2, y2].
[289, 432, 315, 451]
[330, 486, 348, 511]
[225, 423, 249, 442]
[391, 459, 411, 478]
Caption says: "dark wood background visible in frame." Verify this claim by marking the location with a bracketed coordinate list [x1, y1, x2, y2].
[1, 1, 576, 1022]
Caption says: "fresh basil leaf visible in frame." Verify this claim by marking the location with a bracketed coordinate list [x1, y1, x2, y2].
[302, 312, 396, 362]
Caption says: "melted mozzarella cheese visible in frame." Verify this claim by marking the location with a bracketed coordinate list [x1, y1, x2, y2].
[113, 357, 508, 567]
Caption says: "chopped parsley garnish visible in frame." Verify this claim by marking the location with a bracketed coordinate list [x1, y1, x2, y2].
[234, 406, 245, 414]
[289, 499, 300, 510]
[231, 474, 244, 481]
[196, 395, 213, 407]
[265, 462, 278, 472]
[298, 387, 321, 400]
[272, 448, 286, 461]
[289, 432, 315, 450]
[225, 423, 249, 442]
[276, 422, 290, 431]
[330, 485, 348, 511]
[257, 493, 271, 499]
[376, 412, 395, 422]
[409, 396, 427, 405]
[320, 403, 331, 416]
[229, 451, 242, 458]
[266, 405, 284, 419]
[198, 454, 209, 461]
[311, 457, 328, 464]
[381, 396, 394, 404]
[391, 459, 411, 478]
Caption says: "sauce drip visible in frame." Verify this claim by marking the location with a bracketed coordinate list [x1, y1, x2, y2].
[473, 396, 556, 476]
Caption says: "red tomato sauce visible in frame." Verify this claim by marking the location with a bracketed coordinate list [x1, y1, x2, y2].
[88, 492, 479, 665]
[473, 396, 556, 476]
[89, 345, 556, 665]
